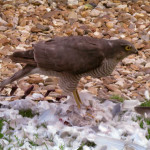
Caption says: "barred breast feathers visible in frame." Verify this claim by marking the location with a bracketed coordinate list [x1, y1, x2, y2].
[30, 59, 118, 93]
[83, 59, 118, 78]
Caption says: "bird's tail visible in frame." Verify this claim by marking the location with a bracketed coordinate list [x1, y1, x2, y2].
[0, 49, 37, 88]
[0, 64, 36, 89]
[9, 49, 36, 65]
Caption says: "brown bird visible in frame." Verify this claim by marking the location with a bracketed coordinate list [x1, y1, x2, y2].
[0, 36, 138, 108]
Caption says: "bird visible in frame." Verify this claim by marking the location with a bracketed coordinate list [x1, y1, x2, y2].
[0, 36, 138, 108]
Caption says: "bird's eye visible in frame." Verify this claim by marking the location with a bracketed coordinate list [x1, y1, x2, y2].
[125, 45, 132, 51]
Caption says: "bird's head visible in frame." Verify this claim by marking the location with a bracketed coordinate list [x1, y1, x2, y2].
[106, 39, 138, 61]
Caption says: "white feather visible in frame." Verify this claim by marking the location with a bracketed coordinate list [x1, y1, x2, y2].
[145, 90, 150, 100]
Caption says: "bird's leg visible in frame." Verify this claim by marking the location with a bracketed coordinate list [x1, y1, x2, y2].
[73, 90, 94, 118]
[59, 75, 81, 108]
[73, 90, 81, 109]
[75, 89, 82, 104]
[73, 89, 83, 108]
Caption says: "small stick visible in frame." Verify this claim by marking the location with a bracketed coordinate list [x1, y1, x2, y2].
[0, 87, 5, 92]
[21, 85, 34, 99]
[56, 95, 67, 101]
[44, 89, 55, 97]
[10, 85, 18, 96]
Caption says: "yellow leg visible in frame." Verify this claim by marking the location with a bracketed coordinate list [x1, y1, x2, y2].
[75, 89, 82, 104]
[73, 90, 81, 108]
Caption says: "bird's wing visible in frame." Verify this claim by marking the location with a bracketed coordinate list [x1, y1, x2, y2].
[34, 36, 105, 74]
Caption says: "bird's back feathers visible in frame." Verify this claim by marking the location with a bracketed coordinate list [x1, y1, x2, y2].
[34, 36, 105, 74]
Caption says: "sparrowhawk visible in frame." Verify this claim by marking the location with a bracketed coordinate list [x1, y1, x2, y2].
[0, 36, 138, 108]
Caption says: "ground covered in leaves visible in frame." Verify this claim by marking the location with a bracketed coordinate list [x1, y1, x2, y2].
[0, 0, 150, 149]
[0, 0, 150, 100]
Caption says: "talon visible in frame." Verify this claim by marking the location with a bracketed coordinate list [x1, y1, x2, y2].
[86, 113, 95, 118]
[75, 89, 82, 104]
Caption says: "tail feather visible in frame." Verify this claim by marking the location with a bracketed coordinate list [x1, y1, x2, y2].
[0, 64, 36, 88]
[9, 49, 37, 65]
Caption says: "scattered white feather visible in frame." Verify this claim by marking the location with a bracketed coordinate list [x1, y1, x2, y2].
[0, 91, 149, 150]
[145, 90, 150, 100]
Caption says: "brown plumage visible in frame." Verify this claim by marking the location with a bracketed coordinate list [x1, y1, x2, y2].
[0, 36, 138, 108]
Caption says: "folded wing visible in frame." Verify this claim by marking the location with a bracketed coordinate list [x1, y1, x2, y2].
[34, 36, 105, 74]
